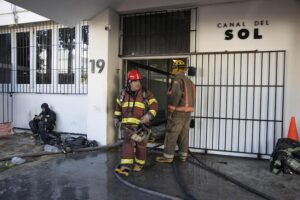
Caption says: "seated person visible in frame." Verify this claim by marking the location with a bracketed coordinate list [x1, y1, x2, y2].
[29, 103, 56, 144]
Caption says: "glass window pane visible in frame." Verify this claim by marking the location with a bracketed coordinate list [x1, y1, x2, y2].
[0, 33, 11, 84]
[121, 10, 191, 56]
[36, 29, 52, 84]
[58, 27, 75, 84]
[17, 32, 30, 84]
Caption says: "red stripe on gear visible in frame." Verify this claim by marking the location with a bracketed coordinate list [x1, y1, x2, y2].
[183, 79, 189, 107]
[192, 84, 196, 106]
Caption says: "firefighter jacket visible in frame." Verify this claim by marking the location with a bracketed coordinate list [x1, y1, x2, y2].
[114, 88, 158, 125]
[168, 72, 195, 113]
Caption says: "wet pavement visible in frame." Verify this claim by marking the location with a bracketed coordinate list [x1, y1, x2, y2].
[0, 136, 300, 200]
[0, 150, 166, 200]
[0, 132, 43, 158]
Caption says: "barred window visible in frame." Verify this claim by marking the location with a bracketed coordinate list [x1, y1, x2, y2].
[58, 27, 75, 84]
[17, 32, 30, 84]
[36, 29, 52, 84]
[120, 9, 191, 56]
[0, 21, 89, 94]
[0, 33, 11, 84]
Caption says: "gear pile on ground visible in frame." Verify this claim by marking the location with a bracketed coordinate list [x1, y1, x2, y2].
[41, 133, 98, 152]
[270, 138, 300, 174]
[63, 136, 98, 151]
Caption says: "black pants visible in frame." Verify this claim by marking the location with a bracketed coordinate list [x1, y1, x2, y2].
[29, 120, 54, 143]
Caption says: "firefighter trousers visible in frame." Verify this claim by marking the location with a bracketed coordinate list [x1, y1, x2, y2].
[121, 126, 147, 167]
[163, 111, 191, 159]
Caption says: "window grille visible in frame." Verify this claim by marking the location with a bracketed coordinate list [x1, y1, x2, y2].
[0, 21, 89, 94]
[119, 9, 196, 56]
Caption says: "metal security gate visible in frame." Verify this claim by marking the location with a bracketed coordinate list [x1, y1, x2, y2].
[189, 50, 286, 157]
[0, 77, 13, 124]
[0, 92, 13, 124]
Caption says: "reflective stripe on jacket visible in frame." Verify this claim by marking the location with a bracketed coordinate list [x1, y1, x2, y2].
[114, 88, 158, 125]
[168, 72, 195, 113]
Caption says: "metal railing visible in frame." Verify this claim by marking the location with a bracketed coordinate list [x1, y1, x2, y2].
[189, 50, 286, 157]
[119, 8, 197, 57]
[0, 21, 89, 94]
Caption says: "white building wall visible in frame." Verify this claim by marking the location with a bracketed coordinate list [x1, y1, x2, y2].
[197, 0, 300, 127]
[188, 0, 300, 156]
[87, 9, 110, 145]
[107, 10, 121, 144]
[2, 0, 300, 150]
[12, 94, 88, 133]
[197, 0, 298, 52]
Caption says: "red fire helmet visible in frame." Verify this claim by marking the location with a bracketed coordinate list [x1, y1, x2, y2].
[127, 69, 143, 81]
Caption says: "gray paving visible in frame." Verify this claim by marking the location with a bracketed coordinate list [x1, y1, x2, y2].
[0, 144, 299, 200]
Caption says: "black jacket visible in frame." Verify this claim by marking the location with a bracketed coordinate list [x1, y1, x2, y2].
[39, 109, 56, 125]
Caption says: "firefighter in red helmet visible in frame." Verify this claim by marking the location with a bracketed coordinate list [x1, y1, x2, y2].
[114, 69, 158, 176]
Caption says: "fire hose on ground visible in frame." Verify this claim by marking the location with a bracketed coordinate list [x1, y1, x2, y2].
[0, 139, 276, 200]
[0, 141, 123, 162]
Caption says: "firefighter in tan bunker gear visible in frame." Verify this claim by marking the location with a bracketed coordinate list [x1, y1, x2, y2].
[156, 60, 195, 163]
[114, 69, 158, 176]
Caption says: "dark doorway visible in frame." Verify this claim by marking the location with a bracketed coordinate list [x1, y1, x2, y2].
[125, 58, 187, 124]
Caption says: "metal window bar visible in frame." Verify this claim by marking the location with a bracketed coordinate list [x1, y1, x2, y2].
[119, 8, 197, 57]
[189, 50, 286, 157]
[0, 21, 88, 95]
[0, 31, 13, 123]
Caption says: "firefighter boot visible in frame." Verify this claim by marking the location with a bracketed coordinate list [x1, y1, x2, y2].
[115, 165, 131, 176]
[155, 156, 173, 163]
[133, 164, 143, 172]
[180, 156, 187, 162]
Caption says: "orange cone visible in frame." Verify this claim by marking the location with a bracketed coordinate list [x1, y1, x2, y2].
[287, 116, 299, 141]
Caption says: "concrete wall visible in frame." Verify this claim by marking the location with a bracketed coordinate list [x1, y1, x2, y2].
[87, 10, 109, 145]
[107, 10, 121, 144]
[12, 93, 87, 133]
[3, 0, 300, 150]
[87, 9, 122, 145]
[196, 0, 300, 135]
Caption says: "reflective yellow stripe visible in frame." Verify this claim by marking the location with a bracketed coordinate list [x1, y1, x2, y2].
[122, 118, 141, 124]
[135, 158, 145, 165]
[121, 159, 134, 164]
[122, 102, 145, 109]
[116, 99, 121, 106]
[149, 110, 157, 117]
[148, 98, 158, 105]
[114, 111, 121, 116]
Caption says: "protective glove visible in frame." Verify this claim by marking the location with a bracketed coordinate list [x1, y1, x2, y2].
[131, 132, 146, 142]
[140, 113, 152, 124]
[114, 118, 120, 128]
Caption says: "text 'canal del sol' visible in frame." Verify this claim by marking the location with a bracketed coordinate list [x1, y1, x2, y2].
[216, 20, 270, 40]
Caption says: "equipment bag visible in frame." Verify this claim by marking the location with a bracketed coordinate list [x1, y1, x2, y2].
[64, 136, 88, 149]
[270, 138, 300, 174]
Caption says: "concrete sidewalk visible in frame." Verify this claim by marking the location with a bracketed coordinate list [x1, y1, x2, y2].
[0, 149, 299, 200]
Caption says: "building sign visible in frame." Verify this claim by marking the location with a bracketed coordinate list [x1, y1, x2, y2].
[217, 20, 269, 40]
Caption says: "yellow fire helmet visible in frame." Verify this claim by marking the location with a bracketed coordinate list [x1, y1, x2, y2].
[171, 59, 187, 75]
